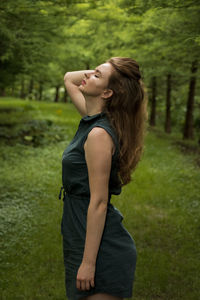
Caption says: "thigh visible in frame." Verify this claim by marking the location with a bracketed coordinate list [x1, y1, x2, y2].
[82, 293, 123, 300]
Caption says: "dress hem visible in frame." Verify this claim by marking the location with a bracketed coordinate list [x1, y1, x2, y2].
[68, 288, 133, 300]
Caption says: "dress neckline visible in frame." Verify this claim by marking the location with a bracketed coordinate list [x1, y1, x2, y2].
[81, 111, 106, 122]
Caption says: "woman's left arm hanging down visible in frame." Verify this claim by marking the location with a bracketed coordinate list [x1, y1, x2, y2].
[76, 127, 115, 292]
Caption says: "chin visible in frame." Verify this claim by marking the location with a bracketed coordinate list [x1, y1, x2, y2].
[78, 85, 84, 92]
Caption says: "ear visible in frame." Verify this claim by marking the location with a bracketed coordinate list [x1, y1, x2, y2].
[101, 89, 113, 99]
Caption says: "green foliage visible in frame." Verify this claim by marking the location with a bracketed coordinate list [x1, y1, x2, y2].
[1, 1, 200, 136]
[0, 0, 66, 89]
[0, 98, 200, 299]
[0, 101, 68, 146]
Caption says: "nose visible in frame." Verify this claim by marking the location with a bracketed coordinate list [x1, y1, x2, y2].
[84, 73, 90, 79]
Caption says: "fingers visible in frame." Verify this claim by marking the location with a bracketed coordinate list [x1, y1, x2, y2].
[85, 280, 91, 290]
[90, 278, 95, 288]
[76, 279, 94, 291]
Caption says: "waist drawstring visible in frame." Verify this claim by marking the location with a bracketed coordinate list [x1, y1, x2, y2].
[58, 186, 66, 201]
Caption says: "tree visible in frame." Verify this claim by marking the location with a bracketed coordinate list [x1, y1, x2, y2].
[183, 60, 198, 139]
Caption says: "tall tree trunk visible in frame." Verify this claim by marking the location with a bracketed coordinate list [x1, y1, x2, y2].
[63, 88, 68, 103]
[54, 85, 60, 102]
[86, 62, 90, 69]
[164, 74, 172, 133]
[0, 87, 6, 96]
[28, 78, 34, 95]
[38, 82, 43, 101]
[11, 82, 15, 96]
[20, 78, 26, 99]
[11, 75, 15, 96]
[149, 76, 157, 126]
[183, 60, 198, 139]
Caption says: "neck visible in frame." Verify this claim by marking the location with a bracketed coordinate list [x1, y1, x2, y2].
[85, 95, 104, 116]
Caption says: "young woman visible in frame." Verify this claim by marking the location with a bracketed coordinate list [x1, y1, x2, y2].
[60, 57, 148, 300]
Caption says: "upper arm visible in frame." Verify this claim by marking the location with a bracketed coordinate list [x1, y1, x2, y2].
[64, 75, 87, 117]
[84, 127, 115, 206]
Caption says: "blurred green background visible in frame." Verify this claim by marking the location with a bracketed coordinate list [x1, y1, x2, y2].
[0, 0, 200, 142]
[0, 0, 200, 299]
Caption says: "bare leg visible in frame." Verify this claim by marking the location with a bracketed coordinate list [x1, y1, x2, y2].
[82, 293, 123, 300]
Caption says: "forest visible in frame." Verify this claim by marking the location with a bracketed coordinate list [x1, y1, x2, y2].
[1, 0, 200, 141]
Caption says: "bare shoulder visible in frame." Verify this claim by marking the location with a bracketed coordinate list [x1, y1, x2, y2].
[88, 127, 112, 142]
[84, 127, 115, 154]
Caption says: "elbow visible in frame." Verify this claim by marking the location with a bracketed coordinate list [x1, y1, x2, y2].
[98, 201, 108, 212]
[89, 199, 108, 213]
[64, 72, 70, 82]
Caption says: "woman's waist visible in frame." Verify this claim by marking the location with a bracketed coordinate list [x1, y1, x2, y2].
[58, 185, 112, 203]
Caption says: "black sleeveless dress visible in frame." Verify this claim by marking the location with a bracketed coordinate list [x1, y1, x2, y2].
[60, 112, 137, 300]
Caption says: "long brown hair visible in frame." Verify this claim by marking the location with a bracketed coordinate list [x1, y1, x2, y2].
[103, 57, 148, 186]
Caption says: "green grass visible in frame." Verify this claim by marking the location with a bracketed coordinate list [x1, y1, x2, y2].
[0, 97, 200, 300]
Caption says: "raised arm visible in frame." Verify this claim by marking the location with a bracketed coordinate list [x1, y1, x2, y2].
[64, 70, 94, 117]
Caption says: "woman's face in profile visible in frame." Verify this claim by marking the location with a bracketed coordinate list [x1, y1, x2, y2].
[79, 62, 113, 97]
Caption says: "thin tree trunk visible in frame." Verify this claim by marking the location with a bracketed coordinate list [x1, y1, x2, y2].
[38, 82, 43, 101]
[183, 60, 198, 139]
[54, 86, 60, 102]
[28, 78, 34, 94]
[11, 82, 15, 96]
[34, 90, 38, 100]
[11, 75, 15, 96]
[0, 87, 6, 96]
[149, 76, 157, 126]
[164, 74, 172, 133]
[63, 88, 68, 103]
[20, 78, 26, 99]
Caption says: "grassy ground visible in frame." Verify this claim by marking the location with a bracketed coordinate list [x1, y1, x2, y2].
[0, 97, 199, 300]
